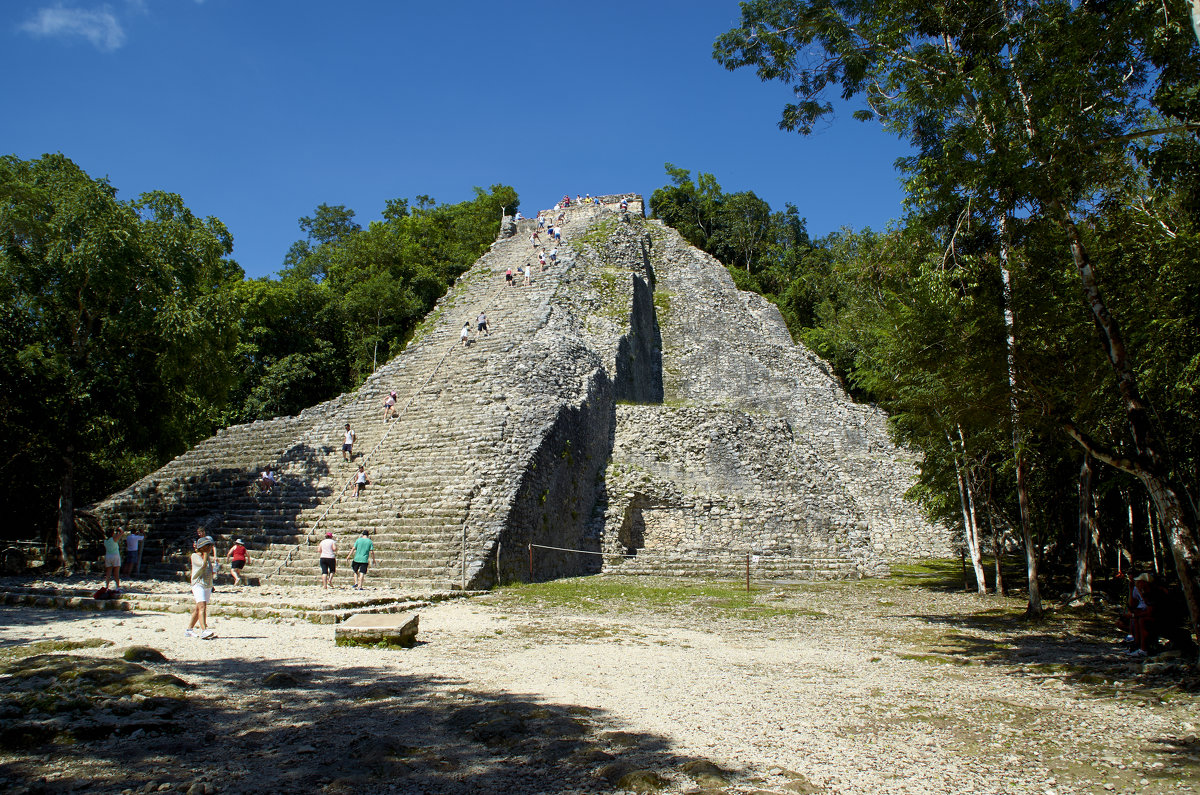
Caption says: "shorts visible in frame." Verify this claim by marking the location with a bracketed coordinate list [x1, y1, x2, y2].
[342, 443, 352, 452]
[192, 584, 212, 603]
[355, 482, 367, 492]
[231, 560, 245, 570]
[105, 554, 121, 568]
[352, 561, 368, 574]
[320, 558, 336, 575]
[477, 323, 487, 332]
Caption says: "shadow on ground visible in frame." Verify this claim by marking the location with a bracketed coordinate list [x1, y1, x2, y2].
[0, 651, 737, 795]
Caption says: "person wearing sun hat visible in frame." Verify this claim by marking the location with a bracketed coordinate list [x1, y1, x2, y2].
[318, 532, 338, 589]
[186, 536, 217, 639]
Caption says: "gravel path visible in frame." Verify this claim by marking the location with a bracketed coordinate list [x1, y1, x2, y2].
[1, 575, 1197, 795]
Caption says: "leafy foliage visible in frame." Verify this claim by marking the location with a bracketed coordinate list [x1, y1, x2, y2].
[0, 152, 515, 541]
[0, 154, 241, 544]
[711, 0, 1200, 610]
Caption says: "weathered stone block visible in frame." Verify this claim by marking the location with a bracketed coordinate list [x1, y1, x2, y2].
[334, 611, 419, 648]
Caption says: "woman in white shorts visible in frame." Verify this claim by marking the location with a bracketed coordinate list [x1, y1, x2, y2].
[186, 536, 216, 639]
[102, 528, 124, 592]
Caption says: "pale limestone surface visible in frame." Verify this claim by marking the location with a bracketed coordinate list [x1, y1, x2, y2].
[0, 579, 1193, 795]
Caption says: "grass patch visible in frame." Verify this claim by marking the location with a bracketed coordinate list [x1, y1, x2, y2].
[335, 636, 416, 649]
[0, 637, 112, 662]
[652, 290, 670, 325]
[884, 559, 971, 590]
[897, 652, 974, 666]
[494, 576, 818, 621]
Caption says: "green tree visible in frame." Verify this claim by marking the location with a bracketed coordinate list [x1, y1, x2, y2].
[716, 0, 1200, 626]
[0, 154, 240, 561]
[235, 185, 520, 416]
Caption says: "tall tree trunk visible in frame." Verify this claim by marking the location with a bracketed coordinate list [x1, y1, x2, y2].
[1015, 450, 1042, 615]
[957, 426, 988, 593]
[950, 429, 988, 590]
[1053, 202, 1200, 643]
[1148, 498, 1163, 574]
[988, 503, 1006, 597]
[1073, 453, 1098, 599]
[57, 446, 76, 572]
[998, 214, 1042, 616]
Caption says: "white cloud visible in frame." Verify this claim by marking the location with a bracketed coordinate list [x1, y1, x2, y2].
[19, 4, 126, 52]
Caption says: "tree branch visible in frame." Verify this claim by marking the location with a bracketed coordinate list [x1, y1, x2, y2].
[1058, 417, 1145, 476]
[1096, 122, 1200, 146]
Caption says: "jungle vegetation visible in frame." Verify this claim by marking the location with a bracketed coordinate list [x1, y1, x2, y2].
[0, 151, 515, 560]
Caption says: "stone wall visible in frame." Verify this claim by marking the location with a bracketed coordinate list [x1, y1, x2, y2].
[581, 216, 954, 576]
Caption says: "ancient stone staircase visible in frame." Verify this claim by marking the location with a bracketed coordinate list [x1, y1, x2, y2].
[95, 201, 616, 590]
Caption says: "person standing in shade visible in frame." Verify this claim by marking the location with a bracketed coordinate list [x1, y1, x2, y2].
[227, 538, 248, 586]
[342, 423, 356, 461]
[123, 528, 144, 578]
[319, 532, 338, 588]
[186, 536, 217, 639]
[102, 528, 124, 593]
[348, 530, 376, 590]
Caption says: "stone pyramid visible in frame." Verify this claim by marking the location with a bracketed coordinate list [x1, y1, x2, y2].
[89, 195, 951, 589]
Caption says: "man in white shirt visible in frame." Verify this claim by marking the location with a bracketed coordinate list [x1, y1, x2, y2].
[123, 530, 145, 577]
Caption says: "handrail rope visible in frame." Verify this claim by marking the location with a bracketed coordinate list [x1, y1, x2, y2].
[271, 249, 550, 576]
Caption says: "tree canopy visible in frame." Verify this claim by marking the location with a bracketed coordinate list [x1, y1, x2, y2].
[0, 152, 515, 550]
[712, 0, 1200, 628]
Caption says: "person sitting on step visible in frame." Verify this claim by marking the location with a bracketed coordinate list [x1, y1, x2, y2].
[353, 465, 369, 498]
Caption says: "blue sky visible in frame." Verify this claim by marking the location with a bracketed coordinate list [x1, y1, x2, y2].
[3, 0, 913, 279]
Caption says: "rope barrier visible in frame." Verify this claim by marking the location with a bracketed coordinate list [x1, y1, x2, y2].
[527, 543, 779, 592]
[528, 543, 788, 560]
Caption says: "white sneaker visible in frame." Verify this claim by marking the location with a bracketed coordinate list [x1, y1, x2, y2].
[184, 629, 197, 638]
[200, 629, 215, 639]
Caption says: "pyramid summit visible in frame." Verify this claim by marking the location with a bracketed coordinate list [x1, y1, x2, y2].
[90, 195, 951, 588]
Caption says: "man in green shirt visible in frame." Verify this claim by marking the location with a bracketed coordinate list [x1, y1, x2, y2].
[348, 530, 376, 590]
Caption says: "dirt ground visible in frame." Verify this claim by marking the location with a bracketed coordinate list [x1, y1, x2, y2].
[1, 570, 1198, 795]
